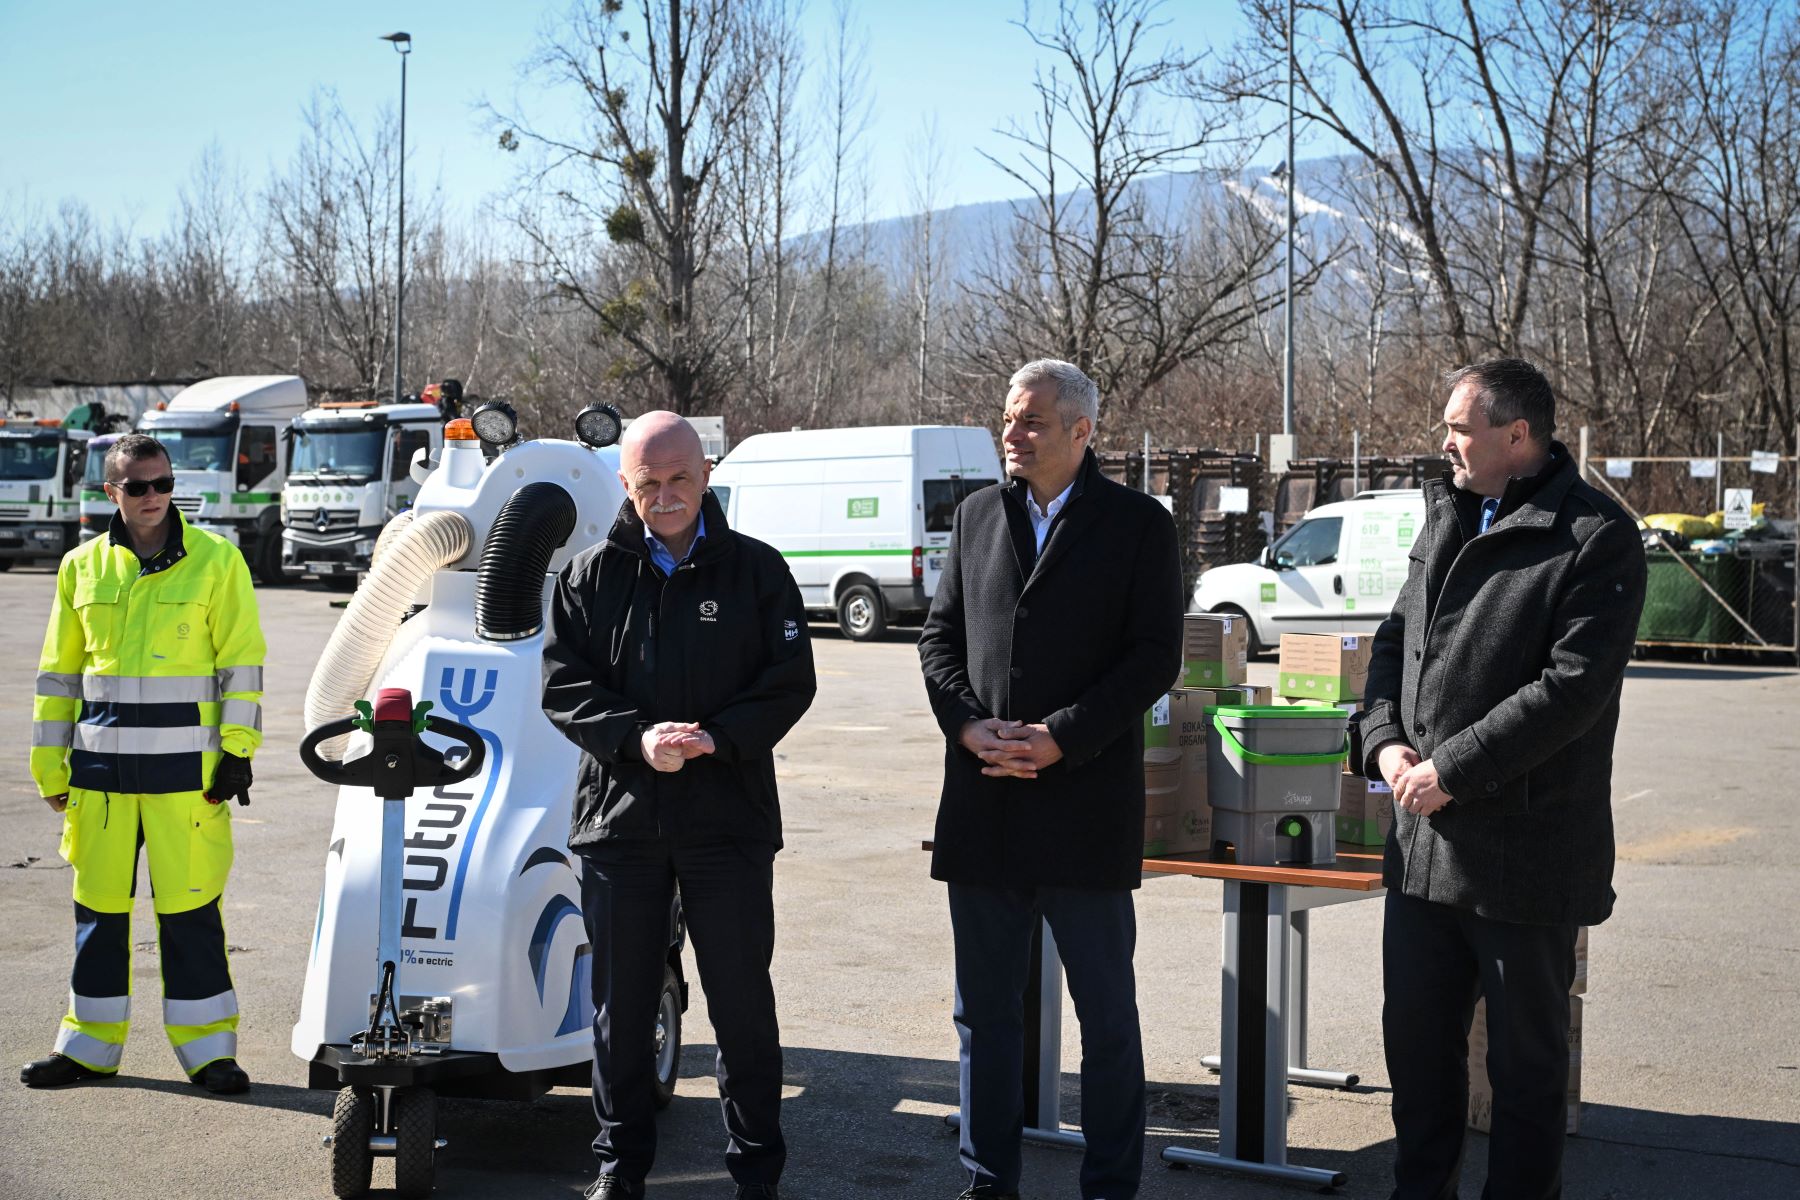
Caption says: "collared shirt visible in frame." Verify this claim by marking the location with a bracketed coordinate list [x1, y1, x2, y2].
[644, 512, 706, 576]
[1478, 449, 1557, 535]
[1026, 479, 1076, 553]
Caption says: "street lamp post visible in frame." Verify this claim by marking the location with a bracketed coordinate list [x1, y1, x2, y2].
[1282, 0, 1295, 439]
[381, 32, 412, 405]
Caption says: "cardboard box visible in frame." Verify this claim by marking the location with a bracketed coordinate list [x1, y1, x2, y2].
[1276, 633, 1373, 701]
[1336, 775, 1394, 845]
[1143, 690, 1213, 857]
[1181, 613, 1249, 689]
[1272, 695, 1364, 715]
[1468, 995, 1583, 1135]
[1185, 683, 1270, 709]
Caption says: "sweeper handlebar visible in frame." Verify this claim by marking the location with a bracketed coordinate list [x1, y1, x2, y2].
[298, 687, 486, 798]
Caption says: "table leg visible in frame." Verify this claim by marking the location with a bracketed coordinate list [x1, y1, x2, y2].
[1163, 881, 1346, 1188]
[1201, 901, 1361, 1090]
[945, 916, 1086, 1150]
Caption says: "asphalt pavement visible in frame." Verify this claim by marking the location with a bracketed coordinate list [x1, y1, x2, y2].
[0, 568, 1796, 1199]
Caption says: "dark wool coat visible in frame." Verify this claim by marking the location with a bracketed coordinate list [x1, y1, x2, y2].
[919, 450, 1184, 891]
[1357, 446, 1646, 926]
[542, 491, 817, 849]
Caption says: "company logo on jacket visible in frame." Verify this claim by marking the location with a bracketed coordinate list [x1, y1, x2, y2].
[699, 600, 719, 621]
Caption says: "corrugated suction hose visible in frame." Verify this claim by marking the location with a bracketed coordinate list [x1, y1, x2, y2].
[475, 482, 578, 641]
[302, 508, 472, 760]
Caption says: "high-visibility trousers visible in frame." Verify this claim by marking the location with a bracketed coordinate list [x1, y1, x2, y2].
[54, 787, 238, 1075]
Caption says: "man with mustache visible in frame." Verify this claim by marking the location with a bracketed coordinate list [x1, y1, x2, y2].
[543, 411, 816, 1200]
[1358, 359, 1645, 1199]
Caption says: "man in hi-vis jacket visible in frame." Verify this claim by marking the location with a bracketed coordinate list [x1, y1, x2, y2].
[24, 433, 264, 1094]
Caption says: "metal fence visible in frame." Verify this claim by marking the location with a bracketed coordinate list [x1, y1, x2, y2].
[1577, 430, 1798, 661]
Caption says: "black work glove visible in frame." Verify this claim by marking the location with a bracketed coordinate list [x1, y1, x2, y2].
[206, 752, 254, 807]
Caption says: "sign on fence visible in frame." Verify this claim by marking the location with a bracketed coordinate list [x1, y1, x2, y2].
[1605, 459, 1634, 478]
[1750, 450, 1781, 474]
[1689, 459, 1717, 478]
[1218, 486, 1250, 513]
[1722, 488, 1754, 530]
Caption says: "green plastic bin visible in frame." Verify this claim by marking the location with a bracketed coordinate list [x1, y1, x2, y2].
[1639, 551, 1748, 643]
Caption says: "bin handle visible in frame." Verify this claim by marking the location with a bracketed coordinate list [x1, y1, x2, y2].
[1212, 715, 1350, 767]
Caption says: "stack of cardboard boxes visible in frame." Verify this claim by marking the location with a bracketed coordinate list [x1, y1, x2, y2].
[1141, 614, 1269, 857]
[1267, 633, 1389, 848]
[1468, 926, 1589, 1135]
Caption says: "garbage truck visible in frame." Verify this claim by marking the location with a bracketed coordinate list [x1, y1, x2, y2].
[281, 383, 460, 584]
[0, 420, 96, 567]
[136, 375, 310, 584]
[76, 431, 121, 544]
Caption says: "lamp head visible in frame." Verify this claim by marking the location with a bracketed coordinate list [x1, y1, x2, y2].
[380, 31, 412, 54]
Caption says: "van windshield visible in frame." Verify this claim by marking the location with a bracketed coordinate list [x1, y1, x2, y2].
[923, 479, 998, 532]
[1272, 517, 1342, 568]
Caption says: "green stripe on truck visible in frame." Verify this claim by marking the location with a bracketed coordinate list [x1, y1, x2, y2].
[780, 548, 913, 558]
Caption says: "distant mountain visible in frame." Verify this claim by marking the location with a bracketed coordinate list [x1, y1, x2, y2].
[806, 157, 1362, 287]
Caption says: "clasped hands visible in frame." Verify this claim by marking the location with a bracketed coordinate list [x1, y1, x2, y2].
[641, 721, 716, 773]
[960, 717, 1062, 780]
[1377, 742, 1453, 817]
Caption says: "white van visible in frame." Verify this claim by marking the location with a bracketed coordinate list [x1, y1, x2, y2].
[1192, 490, 1425, 652]
[708, 425, 1002, 640]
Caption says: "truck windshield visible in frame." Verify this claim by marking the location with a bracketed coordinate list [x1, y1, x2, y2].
[157, 429, 236, 473]
[291, 426, 385, 480]
[0, 437, 60, 481]
[82, 443, 116, 486]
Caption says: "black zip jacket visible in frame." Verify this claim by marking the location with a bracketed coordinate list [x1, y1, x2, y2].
[542, 490, 816, 849]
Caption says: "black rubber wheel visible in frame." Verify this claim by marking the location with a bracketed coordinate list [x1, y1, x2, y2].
[0, 558, 13, 571]
[329, 1086, 374, 1198]
[652, 964, 683, 1111]
[392, 1086, 437, 1199]
[836, 583, 886, 642]
[249, 531, 288, 586]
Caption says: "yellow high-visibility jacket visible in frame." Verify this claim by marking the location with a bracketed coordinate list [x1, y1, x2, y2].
[32, 512, 265, 798]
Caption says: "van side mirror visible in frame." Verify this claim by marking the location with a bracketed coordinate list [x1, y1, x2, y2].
[1258, 545, 1272, 568]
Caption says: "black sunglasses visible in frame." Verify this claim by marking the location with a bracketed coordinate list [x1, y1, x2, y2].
[108, 476, 176, 497]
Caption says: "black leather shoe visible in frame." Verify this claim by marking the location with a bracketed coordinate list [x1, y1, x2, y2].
[20, 1053, 113, 1088]
[189, 1057, 250, 1094]
[956, 1189, 1019, 1200]
[585, 1177, 642, 1199]
[735, 1186, 779, 1200]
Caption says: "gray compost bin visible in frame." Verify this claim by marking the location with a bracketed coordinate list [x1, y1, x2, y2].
[1206, 704, 1350, 865]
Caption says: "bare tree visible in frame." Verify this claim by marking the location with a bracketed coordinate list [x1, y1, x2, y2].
[806, 0, 873, 422]
[493, 0, 766, 415]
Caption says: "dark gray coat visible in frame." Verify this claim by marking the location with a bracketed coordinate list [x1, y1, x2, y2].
[919, 451, 1184, 891]
[1357, 447, 1646, 926]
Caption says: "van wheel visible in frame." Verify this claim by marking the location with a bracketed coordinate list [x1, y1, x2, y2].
[837, 584, 887, 642]
[652, 964, 682, 1110]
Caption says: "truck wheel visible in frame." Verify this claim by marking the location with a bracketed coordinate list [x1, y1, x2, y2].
[836, 584, 886, 642]
[653, 964, 683, 1111]
[391, 1086, 437, 1199]
[0, 559, 12, 572]
[329, 1087, 374, 1198]
[253, 531, 288, 587]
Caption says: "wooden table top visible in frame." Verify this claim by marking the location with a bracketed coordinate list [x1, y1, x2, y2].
[921, 841, 1386, 892]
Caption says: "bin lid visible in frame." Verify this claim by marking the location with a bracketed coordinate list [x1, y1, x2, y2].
[1204, 704, 1348, 721]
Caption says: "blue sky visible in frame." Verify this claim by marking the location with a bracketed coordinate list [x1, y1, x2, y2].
[0, 0, 1272, 237]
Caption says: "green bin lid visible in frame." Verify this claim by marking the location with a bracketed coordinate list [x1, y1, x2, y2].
[1202, 704, 1347, 719]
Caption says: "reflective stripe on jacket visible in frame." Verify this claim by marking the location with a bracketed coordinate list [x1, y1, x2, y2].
[32, 512, 266, 798]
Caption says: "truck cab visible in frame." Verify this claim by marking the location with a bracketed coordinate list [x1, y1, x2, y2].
[0, 421, 94, 567]
[76, 432, 121, 544]
[137, 375, 309, 585]
[281, 400, 447, 583]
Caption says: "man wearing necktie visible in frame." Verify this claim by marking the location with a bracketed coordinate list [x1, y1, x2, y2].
[918, 359, 1182, 1200]
[1358, 358, 1646, 1199]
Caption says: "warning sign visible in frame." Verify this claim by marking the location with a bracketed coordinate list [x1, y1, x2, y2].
[1722, 488, 1754, 531]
